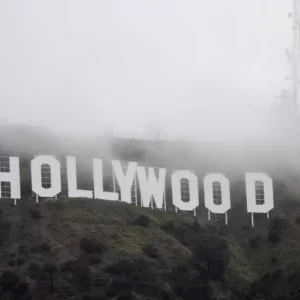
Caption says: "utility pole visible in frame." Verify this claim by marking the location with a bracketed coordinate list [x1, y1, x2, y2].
[289, 0, 300, 111]
[145, 120, 162, 141]
[271, 2, 300, 141]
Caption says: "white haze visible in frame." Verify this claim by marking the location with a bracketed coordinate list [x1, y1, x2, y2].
[0, 0, 292, 141]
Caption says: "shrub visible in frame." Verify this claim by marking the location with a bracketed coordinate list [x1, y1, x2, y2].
[218, 225, 228, 236]
[28, 262, 42, 279]
[106, 277, 132, 298]
[93, 277, 108, 287]
[0, 221, 10, 246]
[105, 256, 162, 297]
[18, 293, 32, 300]
[117, 292, 136, 300]
[31, 242, 51, 253]
[249, 236, 261, 248]
[161, 220, 175, 231]
[192, 235, 229, 281]
[17, 245, 27, 255]
[29, 209, 42, 220]
[268, 230, 281, 243]
[60, 259, 91, 291]
[0, 271, 19, 291]
[89, 255, 102, 265]
[142, 244, 159, 259]
[17, 257, 25, 266]
[60, 260, 75, 273]
[132, 215, 151, 227]
[29, 262, 42, 272]
[105, 257, 156, 280]
[80, 238, 106, 254]
[241, 225, 251, 230]
[295, 214, 300, 224]
[8, 260, 15, 267]
[268, 217, 286, 244]
[271, 257, 278, 264]
[271, 268, 283, 281]
[15, 281, 29, 295]
[43, 262, 57, 274]
[82, 295, 106, 300]
[160, 221, 199, 247]
[43, 262, 57, 292]
[105, 258, 136, 277]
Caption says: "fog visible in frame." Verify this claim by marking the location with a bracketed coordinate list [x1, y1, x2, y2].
[0, 0, 293, 141]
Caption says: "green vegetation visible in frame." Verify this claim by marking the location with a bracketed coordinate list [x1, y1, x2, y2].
[1, 126, 300, 299]
[0, 198, 296, 299]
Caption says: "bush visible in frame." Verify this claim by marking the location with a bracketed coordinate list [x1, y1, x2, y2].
[241, 225, 251, 230]
[29, 209, 42, 220]
[17, 257, 25, 266]
[31, 242, 51, 253]
[142, 244, 159, 259]
[60, 260, 75, 273]
[106, 277, 132, 297]
[93, 277, 108, 287]
[271, 257, 278, 264]
[268, 217, 286, 244]
[160, 221, 200, 247]
[29, 262, 42, 272]
[8, 260, 15, 267]
[43, 262, 57, 274]
[80, 238, 106, 254]
[18, 293, 32, 300]
[15, 281, 29, 295]
[105, 257, 156, 280]
[28, 262, 42, 279]
[60, 259, 91, 291]
[117, 292, 136, 300]
[161, 220, 175, 231]
[249, 236, 261, 248]
[43, 262, 57, 292]
[0, 271, 19, 291]
[17, 245, 28, 255]
[132, 215, 151, 227]
[0, 221, 10, 246]
[192, 235, 229, 281]
[82, 295, 106, 300]
[89, 255, 102, 265]
[295, 214, 300, 224]
[105, 256, 162, 297]
[105, 258, 136, 277]
[268, 230, 281, 243]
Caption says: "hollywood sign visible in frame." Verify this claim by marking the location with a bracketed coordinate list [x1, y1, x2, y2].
[0, 155, 274, 226]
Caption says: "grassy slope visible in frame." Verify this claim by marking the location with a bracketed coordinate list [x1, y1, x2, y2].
[0, 197, 299, 299]
[0, 199, 256, 297]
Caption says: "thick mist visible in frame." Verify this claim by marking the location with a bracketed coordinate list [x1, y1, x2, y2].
[0, 0, 292, 141]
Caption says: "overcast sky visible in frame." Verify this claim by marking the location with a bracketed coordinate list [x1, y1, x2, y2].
[0, 0, 293, 141]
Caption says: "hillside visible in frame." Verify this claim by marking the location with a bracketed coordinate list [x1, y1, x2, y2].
[1, 125, 300, 299]
[0, 197, 298, 300]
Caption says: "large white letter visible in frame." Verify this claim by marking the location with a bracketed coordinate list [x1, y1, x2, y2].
[137, 166, 166, 208]
[93, 159, 118, 201]
[171, 170, 199, 211]
[31, 155, 61, 197]
[112, 160, 137, 203]
[203, 173, 231, 214]
[67, 156, 93, 198]
[245, 173, 274, 213]
[0, 157, 21, 199]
